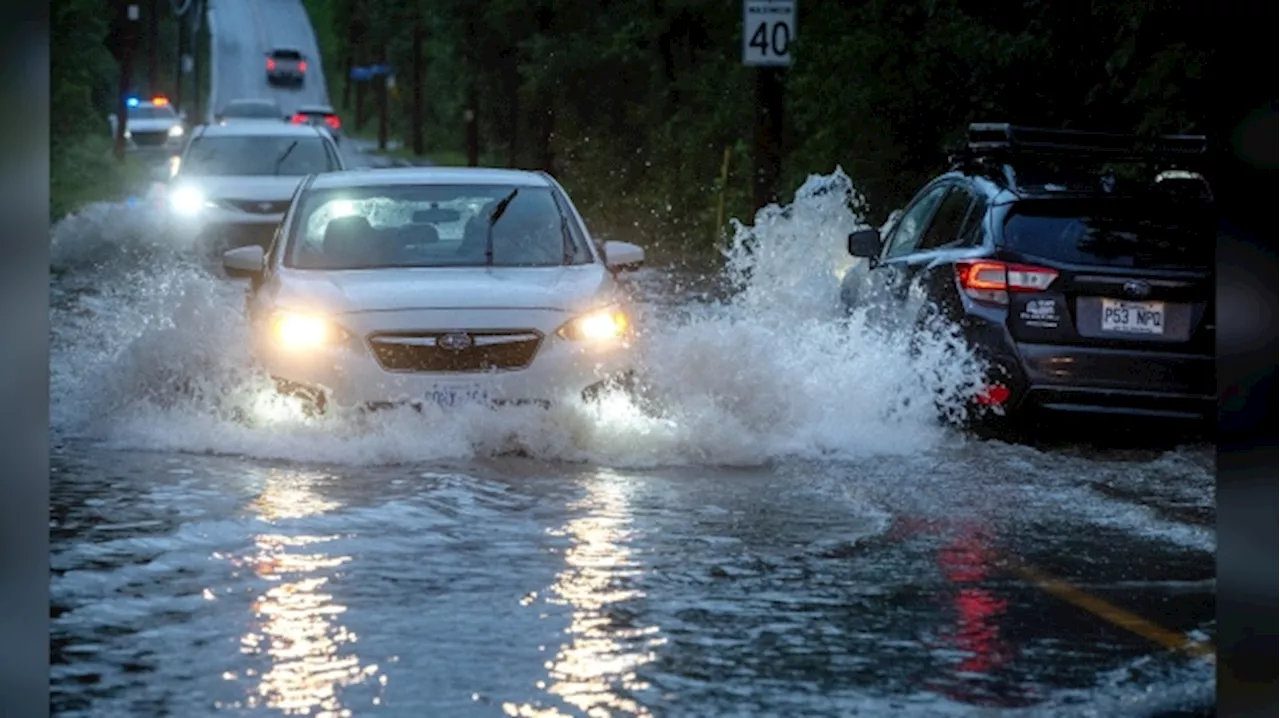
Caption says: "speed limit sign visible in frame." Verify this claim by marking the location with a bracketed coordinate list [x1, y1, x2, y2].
[742, 0, 794, 67]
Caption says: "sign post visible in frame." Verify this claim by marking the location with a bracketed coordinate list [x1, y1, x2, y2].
[743, 0, 794, 213]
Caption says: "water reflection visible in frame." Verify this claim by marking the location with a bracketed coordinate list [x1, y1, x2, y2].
[504, 473, 665, 717]
[228, 469, 381, 716]
[925, 522, 1037, 708]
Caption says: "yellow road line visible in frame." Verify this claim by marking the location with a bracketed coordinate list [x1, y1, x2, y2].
[997, 555, 1216, 664]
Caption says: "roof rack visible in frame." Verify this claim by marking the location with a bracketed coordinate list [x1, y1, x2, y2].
[964, 123, 1207, 160]
[951, 123, 1210, 197]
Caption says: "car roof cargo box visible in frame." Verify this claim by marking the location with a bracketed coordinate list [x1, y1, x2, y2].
[953, 123, 1212, 200]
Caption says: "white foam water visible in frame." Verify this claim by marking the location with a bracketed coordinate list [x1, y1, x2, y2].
[49, 169, 988, 467]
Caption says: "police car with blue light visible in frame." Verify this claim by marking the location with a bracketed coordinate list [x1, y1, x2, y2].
[109, 95, 186, 153]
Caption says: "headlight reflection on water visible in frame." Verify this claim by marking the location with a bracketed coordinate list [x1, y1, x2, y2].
[217, 470, 387, 715]
[503, 475, 664, 717]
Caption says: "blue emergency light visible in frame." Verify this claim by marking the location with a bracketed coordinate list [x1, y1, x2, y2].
[126, 96, 140, 107]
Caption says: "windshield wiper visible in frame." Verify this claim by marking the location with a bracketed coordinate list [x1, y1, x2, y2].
[484, 188, 519, 266]
[273, 140, 299, 175]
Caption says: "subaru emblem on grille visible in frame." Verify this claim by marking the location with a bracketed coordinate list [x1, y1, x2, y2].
[438, 332, 473, 351]
[1122, 280, 1152, 298]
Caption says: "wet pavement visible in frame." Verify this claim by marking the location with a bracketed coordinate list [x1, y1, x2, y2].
[50, 438, 1215, 717]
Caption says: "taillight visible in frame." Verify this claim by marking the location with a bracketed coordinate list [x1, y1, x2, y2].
[955, 259, 1057, 304]
[324, 115, 341, 129]
[290, 114, 306, 124]
[266, 58, 276, 70]
[298, 61, 307, 71]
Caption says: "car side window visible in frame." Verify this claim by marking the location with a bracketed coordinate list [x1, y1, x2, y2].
[882, 185, 947, 260]
[955, 195, 989, 247]
[918, 186, 975, 251]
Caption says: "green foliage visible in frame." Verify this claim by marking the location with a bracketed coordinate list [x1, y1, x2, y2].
[51, 0, 206, 219]
[303, 0, 1212, 252]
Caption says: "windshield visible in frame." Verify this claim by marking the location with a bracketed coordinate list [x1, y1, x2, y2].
[223, 102, 280, 118]
[1001, 200, 1213, 270]
[285, 184, 594, 269]
[128, 105, 176, 120]
[180, 135, 338, 176]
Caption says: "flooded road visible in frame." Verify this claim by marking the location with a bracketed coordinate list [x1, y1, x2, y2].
[49, 172, 1215, 717]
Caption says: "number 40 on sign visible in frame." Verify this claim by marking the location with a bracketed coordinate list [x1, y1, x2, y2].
[743, 0, 795, 67]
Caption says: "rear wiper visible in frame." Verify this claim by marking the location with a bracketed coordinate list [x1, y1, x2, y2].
[484, 189, 519, 266]
[273, 140, 299, 175]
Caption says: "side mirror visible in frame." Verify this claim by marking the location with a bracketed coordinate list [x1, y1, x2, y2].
[603, 240, 644, 271]
[223, 245, 265, 277]
[847, 228, 882, 259]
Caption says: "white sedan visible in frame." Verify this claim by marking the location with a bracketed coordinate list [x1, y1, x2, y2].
[222, 167, 647, 412]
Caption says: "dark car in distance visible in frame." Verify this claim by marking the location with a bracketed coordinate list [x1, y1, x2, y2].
[266, 48, 306, 87]
[840, 123, 1215, 434]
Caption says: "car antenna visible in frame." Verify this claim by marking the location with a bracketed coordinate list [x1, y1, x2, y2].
[485, 188, 519, 266]
[273, 140, 300, 175]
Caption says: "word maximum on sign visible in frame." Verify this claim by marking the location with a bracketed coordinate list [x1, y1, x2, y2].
[742, 0, 795, 67]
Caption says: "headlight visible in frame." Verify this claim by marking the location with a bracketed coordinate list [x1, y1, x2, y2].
[123, 130, 132, 139]
[557, 306, 631, 341]
[168, 186, 208, 214]
[270, 312, 336, 350]
[168, 125, 184, 137]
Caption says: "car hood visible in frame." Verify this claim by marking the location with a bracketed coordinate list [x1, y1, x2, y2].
[274, 265, 619, 315]
[172, 174, 307, 202]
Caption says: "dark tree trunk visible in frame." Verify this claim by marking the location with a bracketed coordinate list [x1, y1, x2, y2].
[410, 21, 425, 156]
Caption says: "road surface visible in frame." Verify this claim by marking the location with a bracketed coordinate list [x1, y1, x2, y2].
[47, 3, 1217, 716]
[206, 0, 383, 167]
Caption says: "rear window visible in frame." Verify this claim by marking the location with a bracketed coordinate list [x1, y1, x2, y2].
[1001, 200, 1213, 270]
[224, 102, 280, 118]
[271, 50, 302, 60]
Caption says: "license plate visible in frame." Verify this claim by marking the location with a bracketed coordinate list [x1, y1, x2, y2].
[426, 386, 489, 408]
[1101, 298, 1165, 334]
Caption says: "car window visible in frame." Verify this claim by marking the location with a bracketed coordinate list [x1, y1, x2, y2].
[180, 135, 339, 176]
[271, 50, 302, 60]
[127, 106, 176, 120]
[285, 184, 594, 269]
[918, 186, 975, 251]
[882, 185, 947, 260]
[225, 102, 280, 118]
[1001, 199, 1213, 270]
[956, 196, 988, 247]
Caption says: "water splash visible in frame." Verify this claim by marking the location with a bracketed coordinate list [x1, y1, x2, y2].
[49, 169, 987, 466]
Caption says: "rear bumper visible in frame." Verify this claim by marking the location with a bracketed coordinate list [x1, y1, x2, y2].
[1012, 342, 1215, 421]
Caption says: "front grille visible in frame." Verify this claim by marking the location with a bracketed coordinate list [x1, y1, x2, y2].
[369, 331, 543, 373]
[131, 131, 170, 146]
[221, 199, 291, 214]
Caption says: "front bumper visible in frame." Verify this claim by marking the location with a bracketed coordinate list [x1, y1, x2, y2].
[255, 326, 636, 408]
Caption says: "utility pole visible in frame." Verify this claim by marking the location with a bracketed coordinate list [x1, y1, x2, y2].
[191, 0, 203, 122]
[174, 2, 187, 112]
[146, 0, 159, 94]
[377, 52, 389, 151]
[116, 1, 139, 161]
[410, 19, 425, 156]
[742, 0, 794, 212]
